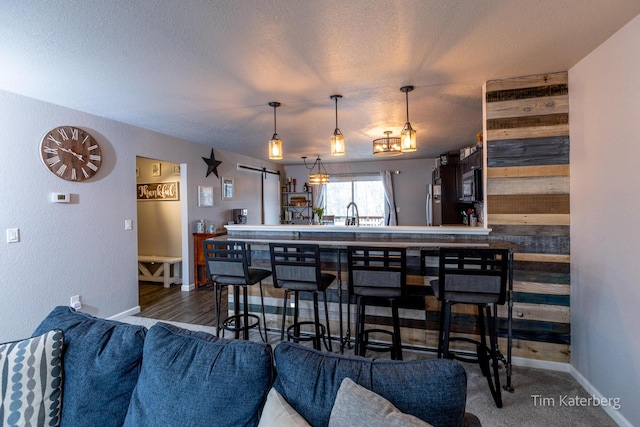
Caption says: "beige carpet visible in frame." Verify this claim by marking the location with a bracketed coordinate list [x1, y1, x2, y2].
[121, 316, 616, 426]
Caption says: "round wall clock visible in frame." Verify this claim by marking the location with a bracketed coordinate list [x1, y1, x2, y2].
[40, 126, 102, 181]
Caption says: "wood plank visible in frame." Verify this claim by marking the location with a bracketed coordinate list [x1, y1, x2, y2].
[489, 233, 569, 254]
[513, 281, 570, 296]
[498, 303, 569, 323]
[488, 224, 570, 236]
[487, 123, 569, 141]
[487, 136, 569, 167]
[487, 176, 569, 195]
[485, 72, 568, 92]
[514, 253, 571, 263]
[486, 95, 569, 120]
[486, 164, 569, 178]
[487, 113, 568, 130]
[488, 213, 570, 225]
[488, 194, 570, 214]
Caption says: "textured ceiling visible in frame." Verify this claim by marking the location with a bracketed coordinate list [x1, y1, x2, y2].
[2, 0, 639, 165]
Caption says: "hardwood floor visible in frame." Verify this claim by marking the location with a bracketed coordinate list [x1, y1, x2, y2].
[137, 282, 227, 326]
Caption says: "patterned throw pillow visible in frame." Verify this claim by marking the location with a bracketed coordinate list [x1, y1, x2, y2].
[0, 329, 64, 427]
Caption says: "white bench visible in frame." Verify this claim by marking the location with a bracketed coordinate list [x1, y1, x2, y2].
[138, 255, 182, 288]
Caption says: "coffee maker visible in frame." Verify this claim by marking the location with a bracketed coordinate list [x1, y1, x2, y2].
[232, 208, 248, 224]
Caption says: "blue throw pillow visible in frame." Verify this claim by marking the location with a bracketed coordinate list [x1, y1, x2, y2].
[32, 306, 147, 427]
[123, 322, 275, 427]
[273, 342, 467, 427]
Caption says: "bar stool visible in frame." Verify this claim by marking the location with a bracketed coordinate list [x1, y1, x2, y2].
[203, 240, 271, 341]
[269, 243, 335, 351]
[430, 247, 509, 408]
[347, 246, 407, 360]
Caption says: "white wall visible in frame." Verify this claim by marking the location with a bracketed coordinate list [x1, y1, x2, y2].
[569, 14, 640, 426]
[284, 158, 435, 226]
[0, 90, 282, 342]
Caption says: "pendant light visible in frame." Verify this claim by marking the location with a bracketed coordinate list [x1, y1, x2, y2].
[400, 86, 417, 152]
[303, 156, 329, 184]
[268, 101, 283, 160]
[330, 95, 345, 156]
[373, 131, 402, 156]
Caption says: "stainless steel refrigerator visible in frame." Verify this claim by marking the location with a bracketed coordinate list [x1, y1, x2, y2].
[426, 184, 442, 226]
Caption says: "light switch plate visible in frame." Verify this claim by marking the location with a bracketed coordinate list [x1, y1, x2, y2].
[124, 219, 133, 230]
[6, 228, 20, 243]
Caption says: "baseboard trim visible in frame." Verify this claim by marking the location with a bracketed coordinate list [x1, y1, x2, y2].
[108, 306, 140, 320]
[182, 283, 195, 292]
[511, 356, 572, 372]
[568, 365, 630, 427]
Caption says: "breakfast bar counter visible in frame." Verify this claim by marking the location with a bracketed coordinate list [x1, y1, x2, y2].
[207, 223, 516, 389]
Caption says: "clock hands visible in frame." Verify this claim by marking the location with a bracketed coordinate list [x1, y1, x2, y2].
[58, 146, 85, 162]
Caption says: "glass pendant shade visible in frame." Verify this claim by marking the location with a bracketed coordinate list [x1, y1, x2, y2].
[330, 130, 345, 156]
[330, 95, 345, 156]
[269, 135, 283, 160]
[268, 101, 283, 160]
[400, 86, 417, 152]
[373, 131, 403, 156]
[401, 122, 417, 152]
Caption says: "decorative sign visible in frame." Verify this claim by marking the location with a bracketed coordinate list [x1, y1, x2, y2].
[137, 182, 180, 201]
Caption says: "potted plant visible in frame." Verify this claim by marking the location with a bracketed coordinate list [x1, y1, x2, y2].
[313, 207, 324, 225]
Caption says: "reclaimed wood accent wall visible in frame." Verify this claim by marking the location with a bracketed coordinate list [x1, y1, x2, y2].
[484, 71, 570, 362]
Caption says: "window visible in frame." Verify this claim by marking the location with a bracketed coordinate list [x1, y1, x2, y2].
[323, 175, 385, 226]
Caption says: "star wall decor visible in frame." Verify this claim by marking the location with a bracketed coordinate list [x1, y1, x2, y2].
[202, 149, 222, 178]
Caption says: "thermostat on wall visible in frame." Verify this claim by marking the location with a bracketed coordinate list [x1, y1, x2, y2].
[50, 192, 71, 203]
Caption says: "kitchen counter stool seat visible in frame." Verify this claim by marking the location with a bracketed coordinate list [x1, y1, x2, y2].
[430, 247, 509, 408]
[269, 243, 335, 351]
[203, 240, 271, 341]
[347, 246, 407, 360]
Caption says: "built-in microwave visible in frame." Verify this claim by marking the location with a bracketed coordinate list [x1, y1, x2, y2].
[462, 168, 482, 202]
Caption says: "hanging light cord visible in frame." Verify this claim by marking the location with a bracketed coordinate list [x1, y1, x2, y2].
[405, 90, 410, 123]
[335, 96, 339, 130]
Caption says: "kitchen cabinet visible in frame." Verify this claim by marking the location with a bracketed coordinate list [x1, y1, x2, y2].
[193, 231, 227, 289]
[281, 189, 313, 224]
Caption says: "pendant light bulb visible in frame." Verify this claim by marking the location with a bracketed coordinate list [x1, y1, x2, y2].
[268, 102, 283, 160]
[400, 86, 417, 152]
[330, 95, 345, 156]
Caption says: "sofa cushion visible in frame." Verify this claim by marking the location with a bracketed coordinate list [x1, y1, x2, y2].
[123, 322, 274, 427]
[273, 341, 467, 427]
[32, 306, 146, 427]
[0, 329, 64, 427]
[329, 377, 433, 427]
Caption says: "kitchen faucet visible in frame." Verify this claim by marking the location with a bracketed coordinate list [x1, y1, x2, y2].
[345, 202, 360, 226]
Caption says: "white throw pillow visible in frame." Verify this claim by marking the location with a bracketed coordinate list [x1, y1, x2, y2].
[258, 387, 312, 427]
[0, 329, 64, 427]
[329, 377, 434, 427]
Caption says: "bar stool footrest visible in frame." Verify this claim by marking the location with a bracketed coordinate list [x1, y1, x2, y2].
[222, 314, 260, 333]
[286, 321, 326, 343]
[362, 328, 395, 353]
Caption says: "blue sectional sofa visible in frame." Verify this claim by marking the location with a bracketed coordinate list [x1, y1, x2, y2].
[0, 306, 480, 427]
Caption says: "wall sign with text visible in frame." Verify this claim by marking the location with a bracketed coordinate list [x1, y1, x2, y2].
[137, 182, 180, 201]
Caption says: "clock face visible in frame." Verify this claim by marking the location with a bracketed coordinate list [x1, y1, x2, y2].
[40, 126, 102, 181]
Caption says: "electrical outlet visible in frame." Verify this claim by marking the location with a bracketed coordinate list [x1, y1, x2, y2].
[70, 295, 82, 310]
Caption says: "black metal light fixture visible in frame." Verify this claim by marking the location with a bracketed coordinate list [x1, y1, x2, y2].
[268, 101, 283, 160]
[330, 95, 345, 156]
[373, 131, 402, 156]
[302, 156, 329, 184]
[400, 85, 417, 152]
